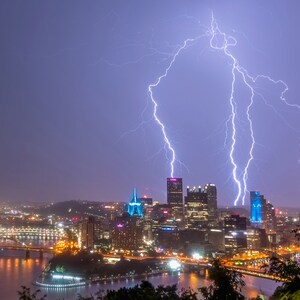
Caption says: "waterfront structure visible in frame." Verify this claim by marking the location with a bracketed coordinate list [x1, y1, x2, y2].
[184, 186, 208, 228]
[224, 214, 247, 253]
[167, 178, 183, 219]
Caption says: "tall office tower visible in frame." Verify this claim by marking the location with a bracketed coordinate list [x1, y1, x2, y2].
[204, 183, 217, 223]
[167, 178, 183, 219]
[250, 191, 267, 228]
[266, 202, 276, 231]
[224, 214, 247, 253]
[79, 216, 95, 249]
[184, 186, 208, 228]
[138, 196, 153, 241]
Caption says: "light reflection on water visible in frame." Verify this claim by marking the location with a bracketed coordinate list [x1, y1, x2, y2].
[0, 249, 281, 300]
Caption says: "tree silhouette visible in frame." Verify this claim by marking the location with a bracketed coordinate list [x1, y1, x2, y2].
[199, 259, 245, 300]
[17, 286, 47, 300]
[76, 280, 197, 300]
[264, 255, 300, 299]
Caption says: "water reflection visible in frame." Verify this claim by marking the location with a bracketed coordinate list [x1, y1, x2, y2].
[0, 249, 281, 300]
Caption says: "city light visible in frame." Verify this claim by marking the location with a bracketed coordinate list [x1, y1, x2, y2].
[52, 274, 83, 281]
[192, 253, 203, 260]
[168, 259, 181, 271]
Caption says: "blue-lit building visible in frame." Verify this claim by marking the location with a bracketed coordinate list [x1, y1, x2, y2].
[250, 191, 267, 227]
[127, 188, 143, 217]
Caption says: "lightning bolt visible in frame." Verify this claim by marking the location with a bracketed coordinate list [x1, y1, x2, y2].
[148, 36, 204, 178]
[209, 13, 299, 205]
[109, 13, 299, 205]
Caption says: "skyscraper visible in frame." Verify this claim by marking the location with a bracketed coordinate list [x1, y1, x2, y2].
[266, 202, 276, 231]
[79, 216, 95, 249]
[204, 183, 217, 223]
[127, 188, 143, 217]
[184, 186, 208, 228]
[167, 178, 183, 219]
[224, 214, 247, 253]
[250, 191, 267, 227]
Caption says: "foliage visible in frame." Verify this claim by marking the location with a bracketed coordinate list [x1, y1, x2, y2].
[266, 256, 300, 281]
[49, 250, 103, 276]
[265, 255, 300, 299]
[291, 225, 300, 240]
[17, 286, 47, 300]
[77, 280, 197, 300]
[198, 259, 245, 300]
[48, 251, 160, 279]
[55, 265, 65, 273]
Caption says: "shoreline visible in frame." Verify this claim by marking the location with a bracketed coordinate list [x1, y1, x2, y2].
[35, 270, 176, 289]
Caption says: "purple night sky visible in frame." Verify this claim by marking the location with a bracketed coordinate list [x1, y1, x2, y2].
[0, 1, 299, 207]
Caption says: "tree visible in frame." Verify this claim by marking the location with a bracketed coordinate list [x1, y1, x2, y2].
[264, 255, 300, 299]
[199, 259, 245, 300]
[291, 225, 300, 240]
[17, 286, 47, 300]
[76, 280, 197, 300]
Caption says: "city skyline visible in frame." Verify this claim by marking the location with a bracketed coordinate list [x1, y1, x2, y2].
[0, 1, 299, 206]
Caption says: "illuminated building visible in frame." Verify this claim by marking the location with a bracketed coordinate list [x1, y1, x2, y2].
[179, 229, 211, 256]
[266, 202, 276, 231]
[79, 216, 95, 249]
[208, 227, 225, 252]
[184, 186, 208, 228]
[224, 215, 247, 253]
[139, 197, 153, 241]
[250, 191, 267, 227]
[246, 228, 268, 249]
[139, 196, 153, 207]
[156, 224, 179, 250]
[204, 183, 217, 224]
[93, 220, 110, 249]
[167, 178, 183, 219]
[150, 203, 172, 238]
[111, 214, 143, 251]
[151, 204, 172, 221]
[127, 188, 143, 217]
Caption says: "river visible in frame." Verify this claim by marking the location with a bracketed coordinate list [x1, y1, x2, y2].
[0, 249, 281, 300]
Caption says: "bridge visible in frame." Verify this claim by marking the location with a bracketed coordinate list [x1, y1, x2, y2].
[226, 265, 287, 282]
[0, 226, 64, 259]
[0, 236, 55, 258]
[0, 225, 66, 240]
[222, 246, 300, 271]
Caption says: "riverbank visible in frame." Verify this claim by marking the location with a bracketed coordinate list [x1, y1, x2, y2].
[0, 250, 281, 299]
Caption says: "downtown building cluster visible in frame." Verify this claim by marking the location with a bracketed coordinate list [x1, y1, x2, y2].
[77, 178, 299, 257]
